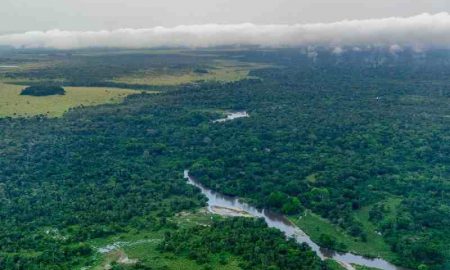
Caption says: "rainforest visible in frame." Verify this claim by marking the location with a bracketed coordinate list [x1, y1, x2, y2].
[0, 47, 448, 270]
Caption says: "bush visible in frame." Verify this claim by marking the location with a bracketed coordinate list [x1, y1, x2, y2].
[318, 234, 337, 249]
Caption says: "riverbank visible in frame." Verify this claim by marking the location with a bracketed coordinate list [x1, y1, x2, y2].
[184, 170, 405, 270]
[87, 210, 242, 270]
[290, 211, 398, 263]
[210, 205, 254, 217]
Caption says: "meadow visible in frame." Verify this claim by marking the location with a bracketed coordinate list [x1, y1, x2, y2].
[289, 198, 402, 262]
[0, 82, 142, 117]
[110, 60, 267, 85]
[291, 209, 397, 262]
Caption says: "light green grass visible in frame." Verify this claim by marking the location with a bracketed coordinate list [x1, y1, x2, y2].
[124, 241, 241, 270]
[353, 197, 402, 240]
[111, 60, 268, 86]
[85, 210, 241, 270]
[171, 208, 218, 228]
[306, 173, 318, 183]
[0, 83, 144, 117]
[291, 209, 397, 261]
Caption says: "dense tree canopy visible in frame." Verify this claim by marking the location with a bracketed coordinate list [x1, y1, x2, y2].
[160, 218, 326, 270]
[20, 85, 66, 96]
[0, 48, 448, 269]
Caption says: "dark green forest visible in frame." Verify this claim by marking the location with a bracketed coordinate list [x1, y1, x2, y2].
[160, 218, 325, 270]
[20, 85, 66, 96]
[0, 48, 448, 269]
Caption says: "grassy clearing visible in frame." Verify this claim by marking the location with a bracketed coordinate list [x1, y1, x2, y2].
[90, 207, 364, 270]
[111, 60, 269, 86]
[124, 241, 241, 270]
[0, 83, 143, 117]
[353, 197, 402, 240]
[291, 209, 397, 262]
[171, 207, 218, 228]
[85, 210, 241, 270]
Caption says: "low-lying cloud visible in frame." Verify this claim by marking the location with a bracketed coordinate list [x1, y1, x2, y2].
[0, 13, 449, 50]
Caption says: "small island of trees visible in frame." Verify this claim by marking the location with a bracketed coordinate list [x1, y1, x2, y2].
[20, 85, 66, 96]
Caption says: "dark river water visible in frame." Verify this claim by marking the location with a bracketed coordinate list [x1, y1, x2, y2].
[184, 170, 406, 270]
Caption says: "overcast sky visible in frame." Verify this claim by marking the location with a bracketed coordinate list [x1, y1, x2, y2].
[1, 0, 449, 33]
[0, 1, 449, 50]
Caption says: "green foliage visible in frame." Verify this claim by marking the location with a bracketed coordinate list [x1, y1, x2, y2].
[185, 49, 450, 269]
[324, 259, 347, 270]
[0, 48, 449, 270]
[318, 234, 339, 249]
[159, 218, 326, 270]
[281, 197, 302, 215]
[20, 85, 65, 96]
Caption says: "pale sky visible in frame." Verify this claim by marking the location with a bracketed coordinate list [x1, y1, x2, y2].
[1, 0, 449, 33]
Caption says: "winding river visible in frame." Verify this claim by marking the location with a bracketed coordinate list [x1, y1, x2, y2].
[183, 111, 406, 270]
[184, 171, 406, 270]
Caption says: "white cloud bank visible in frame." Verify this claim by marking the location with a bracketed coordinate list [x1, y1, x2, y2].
[0, 13, 449, 50]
